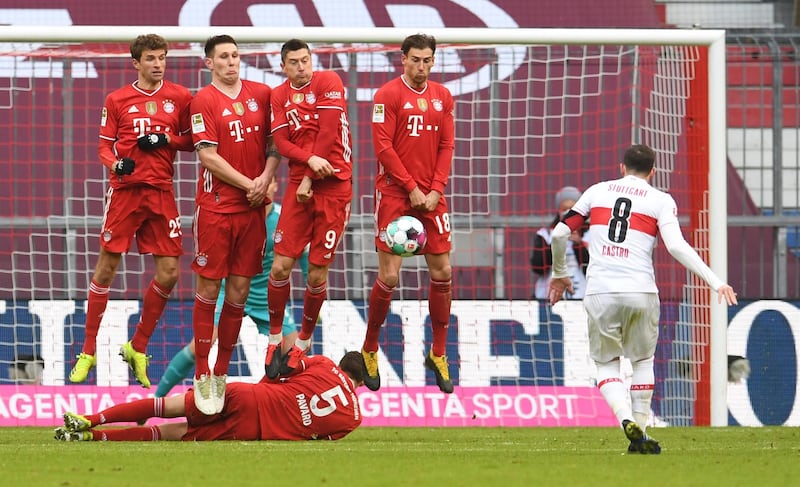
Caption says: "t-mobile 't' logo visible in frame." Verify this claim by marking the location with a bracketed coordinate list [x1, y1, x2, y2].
[229, 120, 245, 141]
[132, 117, 152, 135]
[406, 115, 425, 137]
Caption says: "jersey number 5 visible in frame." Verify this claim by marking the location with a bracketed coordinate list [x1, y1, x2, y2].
[310, 385, 350, 417]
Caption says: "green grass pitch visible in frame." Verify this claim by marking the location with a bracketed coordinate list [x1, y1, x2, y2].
[2, 426, 799, 486]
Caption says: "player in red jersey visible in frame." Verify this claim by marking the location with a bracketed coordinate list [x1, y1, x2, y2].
[189, 35, 280, 415]
[69, 34, 194, 389]
[549, 144, 738, 454]
[54, 351, 364, 442]
[263, 39, 353, 379]
[360, 34, 456, 394]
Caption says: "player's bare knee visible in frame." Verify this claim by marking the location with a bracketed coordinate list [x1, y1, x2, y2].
[378, 273, 400, 288]
[94, 252, 121, 282]
[307, 265, 329, 287]
[425, 253, 451, 281]
[270, 257, 294, 281]
[155, 269, 179, 288]
[269, 268, 290, 281]
[91, 269, 116, 285]
[154, 258, 179, 285]
[428, 265, 452, 282]
[196, 278, 221, 300]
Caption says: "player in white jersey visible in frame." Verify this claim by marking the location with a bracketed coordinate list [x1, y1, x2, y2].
[548, 144, 738, 454]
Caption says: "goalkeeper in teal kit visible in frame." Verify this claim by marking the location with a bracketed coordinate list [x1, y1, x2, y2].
[155, 179, 309, 398]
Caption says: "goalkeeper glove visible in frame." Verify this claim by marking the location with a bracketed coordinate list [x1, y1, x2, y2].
[137, 133, 169, 150]
[113, 158, 135, 176]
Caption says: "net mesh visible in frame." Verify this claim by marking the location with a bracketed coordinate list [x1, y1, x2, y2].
[0, 40, 711, 426]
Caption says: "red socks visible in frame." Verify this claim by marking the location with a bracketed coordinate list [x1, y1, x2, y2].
[429, 279, 452, 356]
[267, 275, 291, 336]
[93, 426, 163, 441]
[85, 397, 166, 426]
[82, 279, 110, 355]
[298, 282, 327, 341]
[131, 279, 172, 352]
[214, 300, 245, 376]
[363, 278, 395, 352]
[192, 294, 216, 378]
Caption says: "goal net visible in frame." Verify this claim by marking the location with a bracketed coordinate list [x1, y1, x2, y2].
[0, 28, 727, 427]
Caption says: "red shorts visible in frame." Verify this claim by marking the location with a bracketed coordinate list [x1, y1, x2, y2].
[182, 383, 260, 441]
[374, 190, 452, 255]
[273, 183, 352, 266]
[100, 186, 183, 256]
[192, 206, 266, 279]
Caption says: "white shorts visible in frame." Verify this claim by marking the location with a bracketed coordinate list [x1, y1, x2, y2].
[583, 293, 660, 363]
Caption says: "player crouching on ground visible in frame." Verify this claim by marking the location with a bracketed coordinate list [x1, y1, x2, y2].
[55, 351, 364, 442]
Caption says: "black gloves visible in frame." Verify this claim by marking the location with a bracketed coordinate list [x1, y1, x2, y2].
[115, 133, 167, 176]
[137, 133, 169, 150]
[113, 158, 135, 176]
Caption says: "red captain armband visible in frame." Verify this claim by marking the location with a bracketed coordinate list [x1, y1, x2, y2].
[562, 210, 586, 231]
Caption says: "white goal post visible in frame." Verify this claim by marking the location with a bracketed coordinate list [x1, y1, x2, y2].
[0, 26, 729, 426]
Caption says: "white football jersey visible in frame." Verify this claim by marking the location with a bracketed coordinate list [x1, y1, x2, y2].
[571, 174, 678, 295]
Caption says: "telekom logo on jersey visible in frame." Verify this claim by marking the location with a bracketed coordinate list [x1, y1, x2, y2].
[286, 109, 304, 131]
[229, 120, 245, 142]
[0, 0, 525, 99]
[407, 115, 425, 137]
[132, 118, 154, 136]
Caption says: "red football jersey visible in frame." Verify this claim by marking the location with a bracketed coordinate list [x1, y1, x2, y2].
[270, 70, 353, 187]
[191, 80, 271, 213]
[255, 355, 362, 440]
[99, 80, 192, 191]
[371, 76, 455, 197]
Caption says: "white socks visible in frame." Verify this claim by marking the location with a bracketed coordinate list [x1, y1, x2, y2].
[630, 357, 655, 428]
[596, 359, 633, 424]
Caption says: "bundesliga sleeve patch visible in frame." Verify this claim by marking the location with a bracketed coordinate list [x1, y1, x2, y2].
[100, 107, 108, 127]
[191, 113, 206, 134]
[372, 104, 385, 123]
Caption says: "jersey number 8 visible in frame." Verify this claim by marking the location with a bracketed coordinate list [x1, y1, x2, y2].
[608, 197, 632, 243]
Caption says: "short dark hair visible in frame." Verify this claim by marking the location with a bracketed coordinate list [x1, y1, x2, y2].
[623, 144, 656, 175]
[130, 34, 168, 61]
[281, 38, 311, 63]
[204, 34, 237, 58]
[401, 33, 436, 55]
[338, 351, 365, 385]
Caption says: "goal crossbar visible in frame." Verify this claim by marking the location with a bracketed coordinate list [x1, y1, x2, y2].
[0, 26, 729, 426]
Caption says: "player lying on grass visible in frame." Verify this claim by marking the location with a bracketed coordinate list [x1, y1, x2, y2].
[55, 351, 364, 442]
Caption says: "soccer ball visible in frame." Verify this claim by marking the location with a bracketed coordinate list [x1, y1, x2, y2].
[385, 215, 427, 257]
